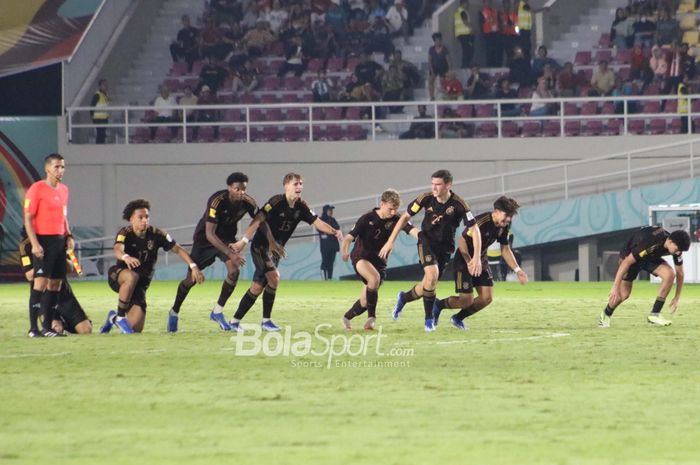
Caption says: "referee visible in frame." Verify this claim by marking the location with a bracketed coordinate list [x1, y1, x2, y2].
[23, 153, 73, 337]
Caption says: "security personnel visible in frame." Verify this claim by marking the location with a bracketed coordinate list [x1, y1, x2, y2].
[454, 0, 474, 68]
[480, 0, 501, 67]
[90, 78, 110, 144]
[499, 0, 519, 62]
[517, 0, 533, 61]
[678, 77, 691, 134]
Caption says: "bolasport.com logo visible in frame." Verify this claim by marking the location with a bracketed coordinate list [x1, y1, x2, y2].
[229, 324, 414, 369]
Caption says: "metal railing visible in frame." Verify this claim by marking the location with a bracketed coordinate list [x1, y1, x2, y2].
[66, 93, 700, 144]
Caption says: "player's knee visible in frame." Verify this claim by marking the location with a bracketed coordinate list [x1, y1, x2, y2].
[268, 273, 280, 288]
[456, 294, 473, 307]
[366, 276, 381, 290]
[481, 295, 493, 306]
[250, 282, 264, 295]
[75, 320, 93, 334]
[226, 271, 240, 283]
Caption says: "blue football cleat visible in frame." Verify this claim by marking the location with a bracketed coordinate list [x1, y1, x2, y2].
[432, 300, 443, 327]
[115, 317, 134, 334]
[167, 313, 179, 333]
[261, 320, 281, 332]
[424, 318, 436, 332]
[392, 292, 406, 320]
[229, 321, 245, 333]
[100, 310, 116, 334]
[450, 315, 468, 331]
[210, 311, 232, 331]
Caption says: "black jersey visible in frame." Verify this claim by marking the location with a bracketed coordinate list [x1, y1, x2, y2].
[252, 194, 318, 248]
[621, 226, 683, 265]
[114, 225, 177, 280]
[406, 190, 475, 252]
[462, 212, 510, 259]
[193, 190, 257, 244]
[349, 209, 414, 263]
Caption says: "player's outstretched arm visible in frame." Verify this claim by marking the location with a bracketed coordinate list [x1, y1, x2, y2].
[609, 254, 636, 306]
[114, 242, 140, 269]
[379, 212, 410, 260]
[205, 221, 236, 258]
[671, 264, 684, 313]
[458, 234, 473, 265]
[501, 244, 528, 284]
[230, 211, 265, 253]
[467, 224, 482, 276]
[313, 218, 343, 240]
[341, 233, 355, 261]
[172, 244, 204, 284]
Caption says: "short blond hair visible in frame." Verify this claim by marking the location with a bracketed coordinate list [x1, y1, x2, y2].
[380, 189, 401, 208]
[283, 172, 302, 185]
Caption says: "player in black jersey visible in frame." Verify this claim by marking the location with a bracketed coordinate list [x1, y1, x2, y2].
[380, 170, 482, 332]
[168, 172, 266, 332]
[19, 235, 92, 335]
[101, 199, 204, 334]
[229, 173, 343, 332]
[340, 189, 419, 330]
[432, 196, 527, 330]
[599, 226, 690, 328]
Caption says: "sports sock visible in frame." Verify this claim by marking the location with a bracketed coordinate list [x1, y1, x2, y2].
[401, 285, 420, 303]
[262, 287, 277, 319]
[171, 280, 195, 313]
[40, 290, 59, 331]
[217, 273, 239, 308]
[117, 299, 130, 318]
[455, 306, 478, 320]
[28, 287, 42, 332]
[604, 304, 615, 317]
[344, 300, 365, 320]
[233, 290, 259, 321]
[366, 289, 378, 318]
[650, 297, 665, 315]
[422, 288, 436, 320]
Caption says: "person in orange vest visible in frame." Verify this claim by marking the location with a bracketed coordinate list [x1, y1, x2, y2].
[480, 0, 501, 67]
[499, 0, 519, 64]
[454, 0, 474, 68]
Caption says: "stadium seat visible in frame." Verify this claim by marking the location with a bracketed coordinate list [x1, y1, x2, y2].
[346, 107, 362, 120]
[239, 93, 257, 104]
[581, 101, 598, 115]
[286, 108, 308, 121]
[300, 93, 314, 102]
[543, 121, 561, 137]
[262, 76, 279, 90]
[224, 109, 244, 122]
[170, 62, 188, 76]
[642, 101, 661, 113]
[346, 125, 366, 140]
[648, 119, 667, 135]
[266, 108, 283, 121]
[475, 105, 495, 118]
[327, 57, 343, 72]
[250, 109, 266, 121]
[564, 120, 581, 136]
[594, 50, 612, 63]
[163, 78, 181, 92]
[663, 100, 678, 113]
[521, 121, 541, 137]
[131, 127, 151, 143]
[312, 107, 326, 120]
[669, 118, 683, 134]
[614, 49, 631, 65]
[325, 125, 343, 140]
[325, 107, 342, 121]
[606, 119, 623, 135]
[307, 59, 323, 73]
[476, 123, 497, 138]
[682, 30, 699, 45]
[195, 126, 216, 142]
[456, 104, 473, 117]
[311, 125, 326, 140]
[219, 126, 246, 142]
[627, 119, 646, 134]
[501, 121, 518, 137]
[617, 66, 631, 80]
[574, 51, 592, 66]
[600, 102, 615, 115]
[694, 118, 700, 133]
[680, 14, 696, 30]
[281, 93, 298, 103]
[564, 102, 579, 115]
[283, 125, 307, 141]
[260, 94, 278, 104]
[191, 61, 203, 75]
[582, 120, 603, 136]
[284, 76, 303, 90]
[597, 33, 611, 48]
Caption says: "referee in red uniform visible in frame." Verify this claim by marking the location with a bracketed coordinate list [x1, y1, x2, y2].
[23, 153, 73, 337]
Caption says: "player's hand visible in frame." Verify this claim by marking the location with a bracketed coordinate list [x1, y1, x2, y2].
[191, 267, 205, 284]
[270, 242, 286, 259]
[334, 229, 343, 241]
[228, 240, 246, 254]
[670, 296, 680, 314]
[32, 244, 44, 259]
[227, 251, 246, 267]
[468, 257, 482, 276]
[608, 286, 621, 307]
[123, 256, 141, 269]
[66, 236, 75, 251]
[516, 269, 529, 284]
[342, 252, 350, 262]
[378, 243, 393, 260]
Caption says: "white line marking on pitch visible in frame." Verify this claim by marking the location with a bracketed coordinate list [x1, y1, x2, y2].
[0, 348, 168, 359]
[0, 352, 71, 359]
[401, 332, 572, 346]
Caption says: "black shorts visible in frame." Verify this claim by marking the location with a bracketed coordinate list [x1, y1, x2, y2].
[417, 236, 452, 278]
[189, 240, 231, 270]
[33, 235, 67, 280]
[108, 265, 150, 311]
[454, 254, 493, 293]
[57, 282, 90, 333]
[622, 257, 666, 282]
[251, 245, 280, 285]
[351, 254, 387, 284]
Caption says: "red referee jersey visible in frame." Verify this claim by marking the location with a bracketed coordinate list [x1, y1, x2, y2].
[24, 181, 69, 235]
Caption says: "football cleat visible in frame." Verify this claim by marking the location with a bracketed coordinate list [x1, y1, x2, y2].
[598, 311, 611, 328]
[424, 318, 436, 332]
[210, 312, 231, 331]
[647, 314, 672, 326]
[167, 314, 179, 333]
[115, 318, 134, 334]
[341, 316, 352, 331]
[432, 300, 443, 327]
[450, 315, 468, 331]
[229, 321, 245, 333]
[100, 310, 116, 334]
[261, 320, 281, 332]
[392, 292, 406, 320]
[363, 317, 376, 331]
[40, 328, 65, 337]
[27, 329, 42, 338]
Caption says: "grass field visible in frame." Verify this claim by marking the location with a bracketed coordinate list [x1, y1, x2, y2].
[1, 279, 700, 465]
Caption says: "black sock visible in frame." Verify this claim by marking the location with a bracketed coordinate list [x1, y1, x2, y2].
[29, 287, 42, 332]
[650, 298, 665, 315]
[366, 289, 378, 318]
[435, 297, 449, 310]
[402, 285, 420, 303]
[262, 287, 277, 319]
[171, 280, 194, 313]
[117, 299, 130, 318]
[233, 290, 259, 320]
[422, 289, 435, 320]
[217, 278, 238, 307]
[455, 306, 478, 320]
[344, 300, 364, 320]
[40, 290, 59, 331]
[604, 304, 615, 317]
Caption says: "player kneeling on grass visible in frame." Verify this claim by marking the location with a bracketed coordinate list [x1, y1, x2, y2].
[20, 233, 92, 335]
[101, 199, 204, 334]
[432, 196, 528, 330]
[599, 226, 690, 328]
[340, 189, 419, 330]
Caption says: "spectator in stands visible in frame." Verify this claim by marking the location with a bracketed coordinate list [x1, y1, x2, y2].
[541, 63, 557, 93]
[633, 10, 656, 49]
[499, 0, 519, 64]
[278, 35, 307, 78]
[508, 45, 532, 87]
[428, 32, 450, 100]
[198, 56, 228, 94]
[264, 0, 289, 35]
[243, 20, 276, 58]
[516, 0, 534, 61]
[610, 7, 631, 50]
[325, 2, 349, 38]
[590, 60, 617, 96]
[532, 45, 559, 77]
[480, 0, 501, 67]
[355, 51, 384, 87]
[350, 82, 381, 119]
[366, 12, 396, 62]
[399, 105, 435, 139]
[170, 15, 199, 73]
[655, 9, 679, 46]
[90, 78, 110, 144]
[231, 58, 260, 93]
[650, 45, 669, 84]
[241, 3, 261, 30]
[529, 77, 553, 116]
[439, 107, 471, 138]
[386, 0, 410, 44]
[150, 85, 178, 140]
[193, 85, 220, 141]
[494, 77, 520, 116]
[392, 50, 420, 100]
[311, 70, 334, 102]
[556, 61, 579, 97]
[668, 42, 695, 92]
[442, 71, 464, 100]
[178, 85, 198, 122]
[455, 0, 474, 68]
[465, 66, 490, 99]
[629, 42, 650, 82]
[382, 63, 406, 112]
[199, 18, 223, 60]
[312, 22, 338, 68]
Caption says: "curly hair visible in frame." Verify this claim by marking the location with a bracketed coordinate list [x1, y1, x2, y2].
[122, 199, 151, 221]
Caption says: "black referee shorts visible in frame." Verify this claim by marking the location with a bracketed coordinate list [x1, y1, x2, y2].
[33, 235, 67, 280]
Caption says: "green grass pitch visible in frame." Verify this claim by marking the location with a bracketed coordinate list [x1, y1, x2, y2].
[1, 279, 700, 465]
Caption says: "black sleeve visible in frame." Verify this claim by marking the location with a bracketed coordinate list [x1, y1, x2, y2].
[401, 220, 415, 235]
[90, 93, 99, 107]
[156, 228, 177, 252]
[300, 202, 318, 225]
[115, 227, 129, 245]
[498, 225, 511, 245]
[349, 214, 369, 237]
[673, 254, 683, 266]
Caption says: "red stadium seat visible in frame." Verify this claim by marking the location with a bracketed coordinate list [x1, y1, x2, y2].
[582, 120, 603, 136]
[606, 118, 623, 135]
[627, 119, 646, 134]
[564, 120, 581, 136]
[574, 51, 592, 66]
[648, 118, 667, 134]
[475, 123, 497, 138]
[501, 121, 518, 137]
[543, 121, 561, 137]
[521, 121, 541, 137]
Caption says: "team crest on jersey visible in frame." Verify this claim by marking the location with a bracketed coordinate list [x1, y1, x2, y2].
[425, 255, 433, 262]
[147, 240, 155, 250]
[446, 206, 455, 215]
[385, 222, 393, 230]
[294, 211, 300, 220]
